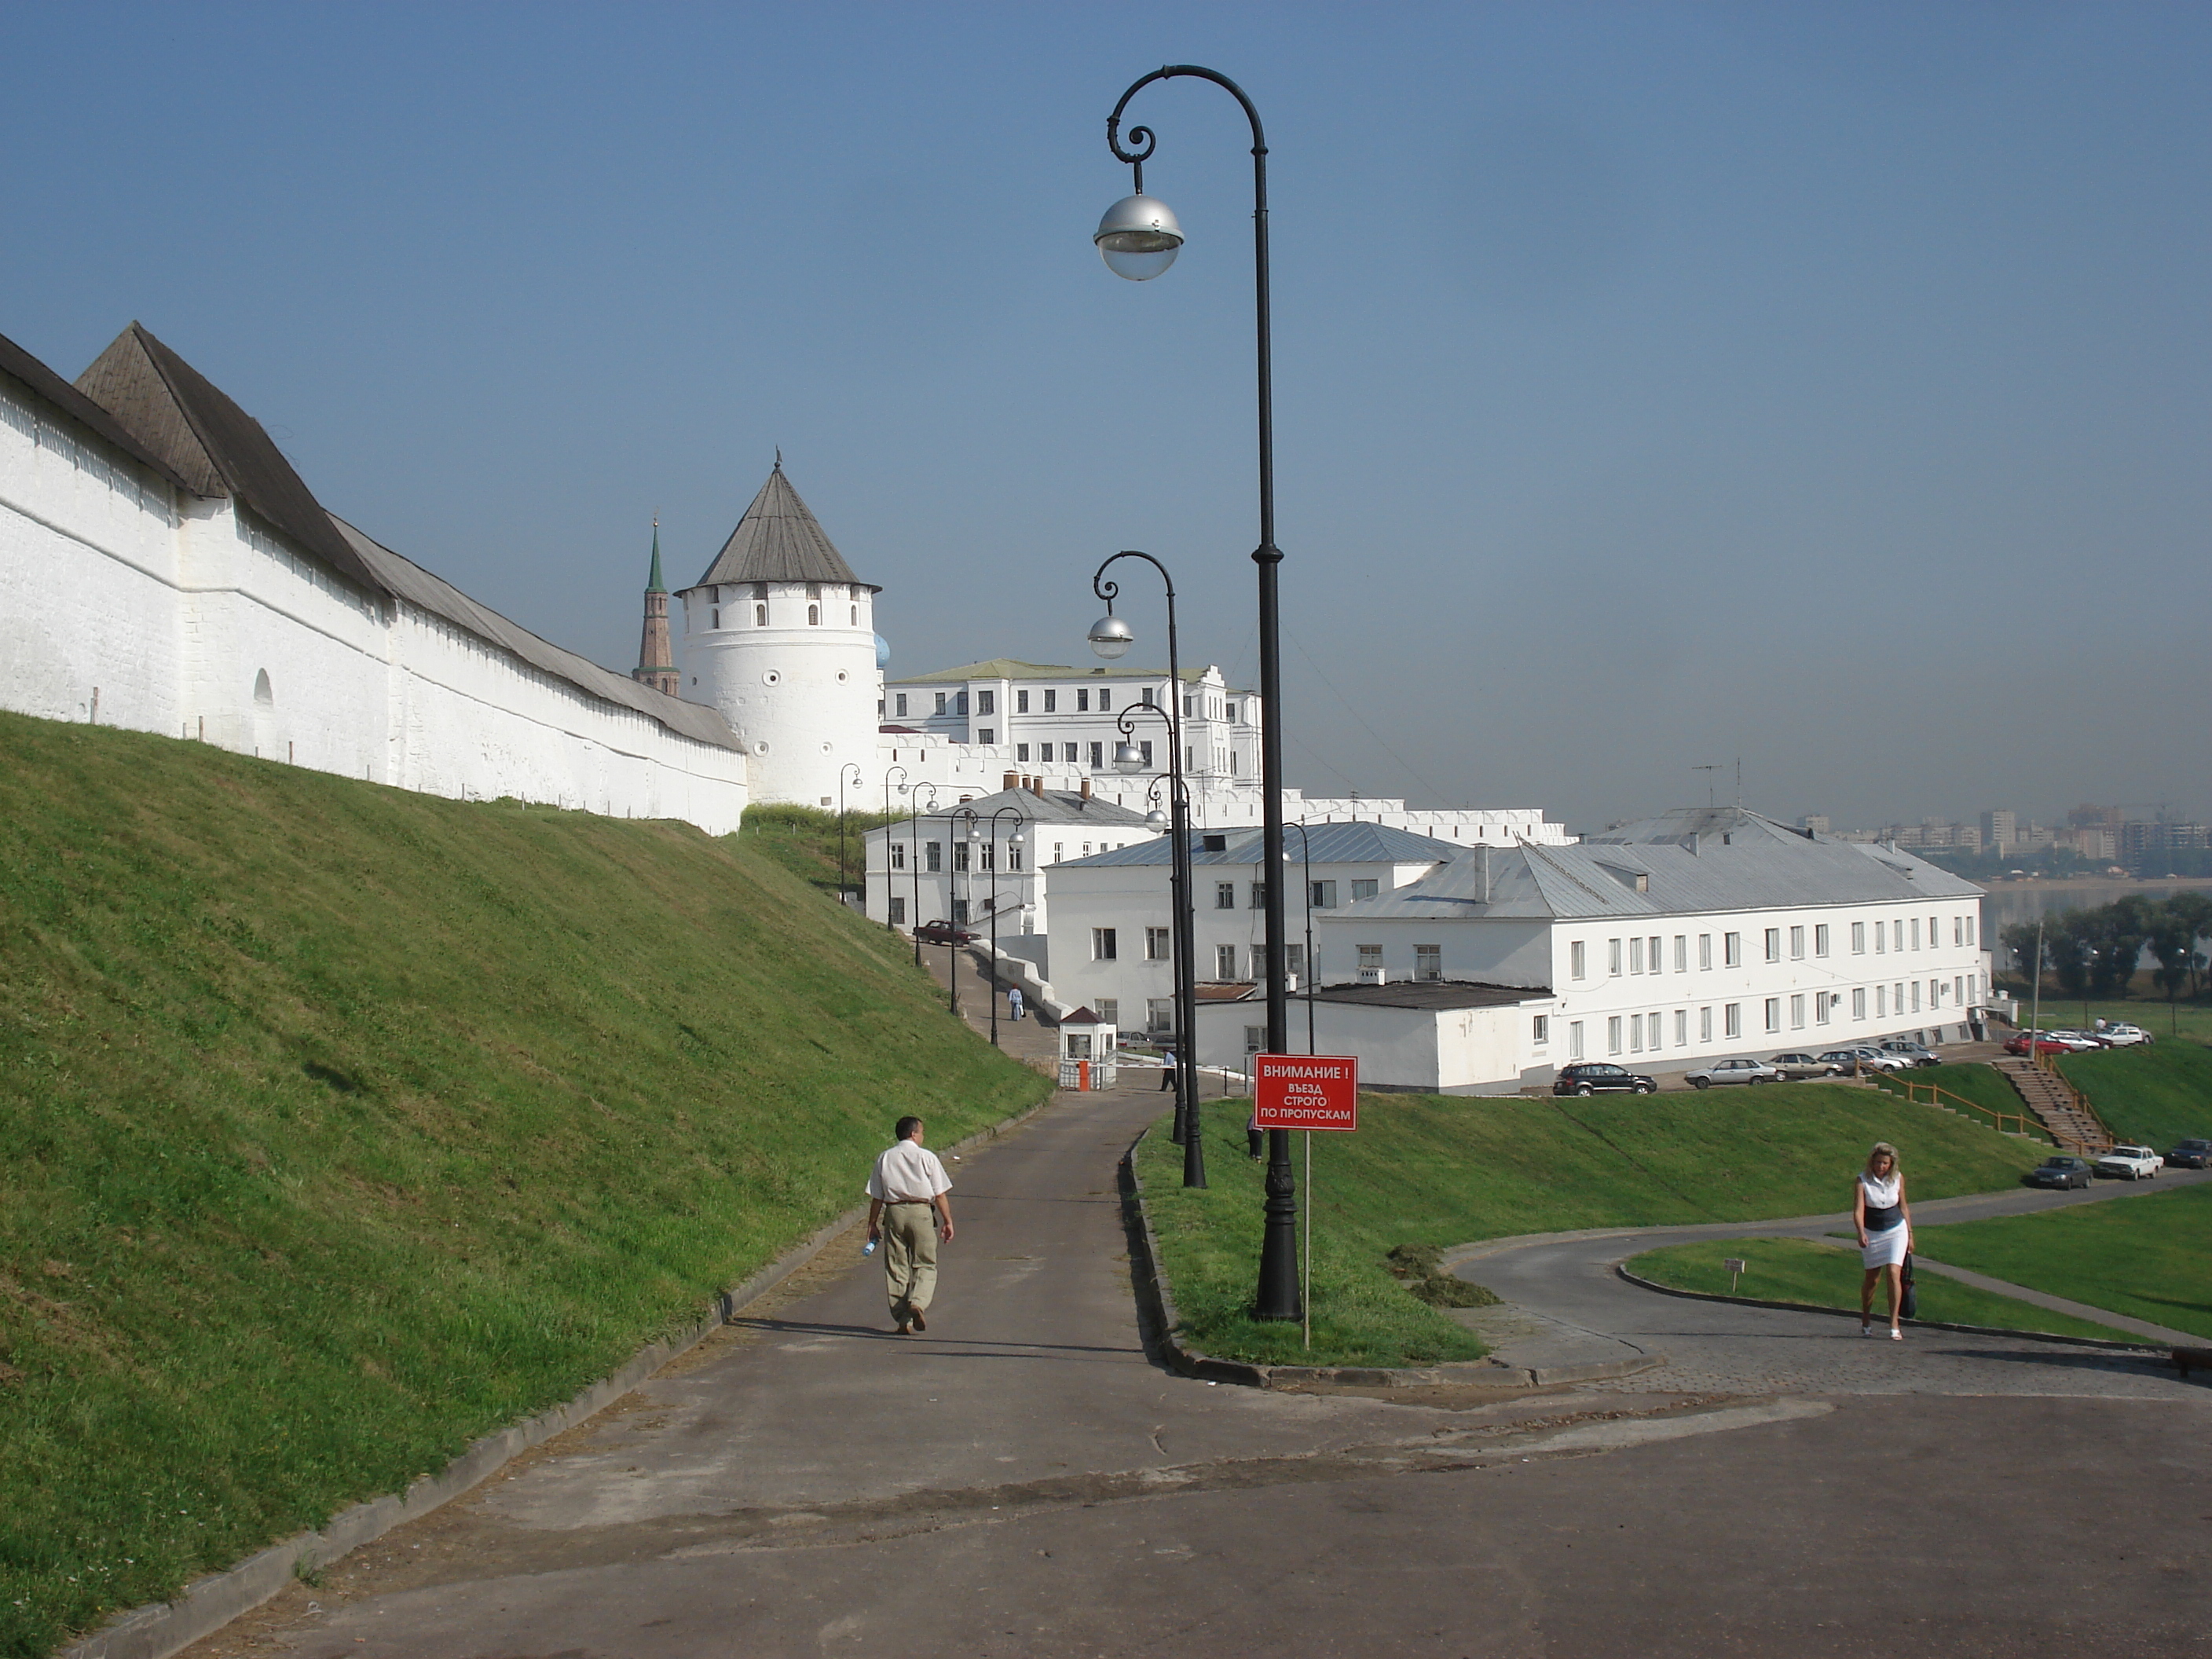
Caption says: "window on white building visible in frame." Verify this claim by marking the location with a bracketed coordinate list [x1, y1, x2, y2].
[1016, 689, 1030, 713]
[890, 841, 906, 870]
[1700, 1006, 1713, 1042]
[1765, 928, 1782, 963]
[1043, 690, 1057, 712]
[1570, 940, 1587, 980]
[1286, 943, 1305, 981]
[1146, 927, 1171, 960]
[1910, 917, 1921, 950]
[1852, 987, 1866, 1020]
[1955, 974, 1966, 1004]
[1875, 921, 1887, 955]
[1699, 933, 1712, 970]
[1629, 1014, 1643, 1053]
[1894, 920, 1905, 952]
[1064, 743, 1079, 763]
[1215, 882, 1235, 910]
[1816, 992, 1833, 1025]
[1311, 880, 1338, 908]
[1016, 744, 1030, 762]
[1357, 943, 1382, 972]
[1076, 689, 1090, 712]
[1674, 936, 1687, 972]
[1092, 928, 1117, 961]
[1147, 998, 1173, 1033]
[1910, 980, 1921, 1012]
[754, 602, 767, 627]
[1100, 689, 1112, 712]
[888, 896, 905, 925]
[1725, 1003, 1741, 1038]
[1814, 924, 1829, 958]
[1609, 939, 1624, 976]
[895, 694, 907, 718]
[1765, 998, 1782, 1033]
[1877, 984, 1887, 1017]
[1249, 882, 1267, 910]
[1568, 1020, 1584, 1060]
[1851, 921, 1865, 954]
[976, 690, 995, 716]
[1789, 993, 1805, 1029]
[1141, 741, 1153, 768]
[1928, 914, 1938, 947]
[1607, 1016, 1623, 1056]
[953, 842, 970, 873]
[1415, 945, 1441, 982]
[1218, 944, 1240, 980]
[1965, 917, 1976, 947]
[1350, 879, 1378, 900]
[1673, 1009, 1687, 1046]
[1629, 937, 1644, 975]
[1648, 936, 1661, 971]
[978, 727, 994, 745]
[1724, 932, 1742, 968]
[1533, 1014, 1550, 1046]
[1008, 844, 1023, 871]
[1088, 742, 1104, 770]
[934, 693, 948, 716]
[925, 841, 942, 872]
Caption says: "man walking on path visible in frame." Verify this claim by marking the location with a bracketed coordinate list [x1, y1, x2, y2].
[1007, 984, 1024, 1022]
[864, 1115, 954, 1335]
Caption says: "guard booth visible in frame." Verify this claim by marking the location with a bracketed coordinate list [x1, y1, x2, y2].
[1057, 1007, 1119, 1091]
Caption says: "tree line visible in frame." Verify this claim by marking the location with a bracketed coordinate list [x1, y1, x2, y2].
[1999, 892, 2212, 1002]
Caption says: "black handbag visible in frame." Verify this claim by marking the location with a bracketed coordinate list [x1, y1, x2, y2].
[1899, 1252, 1918, 1320]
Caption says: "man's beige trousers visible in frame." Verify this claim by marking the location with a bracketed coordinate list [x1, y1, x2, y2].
[881, 1202, 938, 1320]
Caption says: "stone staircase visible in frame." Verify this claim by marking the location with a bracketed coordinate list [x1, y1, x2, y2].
[1990, 1057, 2115, 1154]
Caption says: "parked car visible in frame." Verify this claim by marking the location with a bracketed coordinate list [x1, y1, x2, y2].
[2096, 1024, 2154, 1047]
[2164, 1138, 2212, 1170]
[1834, 1045, 1911, 1074]
[1876, 1040, 1941, 1068]
[2004, 1032, 2072, 1058]
[1768, 1051, 1845, 1080]
[2025, 1155, 2097, 1190]
[910, 919, 979, 946]
[1552, 1062, 1656, 1097]
[2046, 1031, 2104, 1052]
[1815, 1049, 1877, 1076]
[2094, 1144, 2163, 1181]
[1684, 1057, 1782, 1089]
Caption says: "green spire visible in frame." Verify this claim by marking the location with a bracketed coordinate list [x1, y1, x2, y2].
[646, 517, 665, 594]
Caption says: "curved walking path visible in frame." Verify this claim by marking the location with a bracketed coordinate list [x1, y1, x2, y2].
[1446, 1168, 2210, 1399]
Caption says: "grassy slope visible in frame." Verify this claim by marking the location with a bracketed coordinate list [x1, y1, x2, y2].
[0, 713, 1047, 1657]
[1624, 1237, 2136, 1342]
[2054, 1042, 2212, 1147]
[1876, 1063, 2050, 1138]
[739, 802, 898, 898]
[1137, 1086, 2049, 1368]
[1913, 1186, 2212, 1342]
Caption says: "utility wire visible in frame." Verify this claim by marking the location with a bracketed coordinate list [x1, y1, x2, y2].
[1284, 624, 1459, 806]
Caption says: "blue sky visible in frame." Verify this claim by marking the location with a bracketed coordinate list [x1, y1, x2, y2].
[4, 2, 2206, 830]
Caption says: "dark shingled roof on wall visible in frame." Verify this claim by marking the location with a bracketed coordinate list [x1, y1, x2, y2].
[687, 463, 874, 591]
[73, 323, 389, 597]
[0, 328, 192, 491]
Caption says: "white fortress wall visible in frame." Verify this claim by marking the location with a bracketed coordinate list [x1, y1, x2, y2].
[0, 362, 749, 834]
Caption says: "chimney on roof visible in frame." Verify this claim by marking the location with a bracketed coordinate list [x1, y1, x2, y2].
[1031, 776, 1044, 798]
[1474, 843, 1490, 903]
[1003, 771, 1018, 791]
[1079, 779, 1093, 801]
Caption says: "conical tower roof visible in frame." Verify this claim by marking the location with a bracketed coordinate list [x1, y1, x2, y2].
[74, 322, 386, 596]
[687, 460, 877, 591]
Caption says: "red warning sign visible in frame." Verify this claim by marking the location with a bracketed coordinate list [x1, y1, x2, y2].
[1252, 1054, 1359, 1131]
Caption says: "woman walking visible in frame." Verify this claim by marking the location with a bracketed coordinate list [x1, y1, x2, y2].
[1855, 1141, 1913, 1339]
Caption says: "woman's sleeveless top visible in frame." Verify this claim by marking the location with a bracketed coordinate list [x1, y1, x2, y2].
[1861, 1172, 1903, 1231]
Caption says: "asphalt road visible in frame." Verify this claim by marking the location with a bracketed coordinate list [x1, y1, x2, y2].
[181, 1086, 2212, 1659]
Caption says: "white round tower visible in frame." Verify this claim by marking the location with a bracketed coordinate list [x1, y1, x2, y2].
[677, 463, 881, 808]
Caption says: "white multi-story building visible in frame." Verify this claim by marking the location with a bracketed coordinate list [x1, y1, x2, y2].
[1195, 807, 1991, 1093]
[1044, 821, 1463, 1037]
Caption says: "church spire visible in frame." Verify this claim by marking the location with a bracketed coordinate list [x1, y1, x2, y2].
[632, 516, 679, 697]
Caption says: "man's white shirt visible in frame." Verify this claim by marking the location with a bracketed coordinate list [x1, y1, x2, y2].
[866, 1141, 952, 1203]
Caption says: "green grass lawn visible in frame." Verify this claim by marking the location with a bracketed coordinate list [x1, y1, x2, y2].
[1912, 1185, 2212, 1342]
[0, 712, 1047, 1658]
[1134, 1086, 2050, 1370]
[1871, 1064, 2050, 1139]
[2053, 1042, 2212, 1148]
[1624, 1237, 2139, 1342]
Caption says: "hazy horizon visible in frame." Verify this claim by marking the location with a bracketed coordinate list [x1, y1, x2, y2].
[5, 3, 2206, 830]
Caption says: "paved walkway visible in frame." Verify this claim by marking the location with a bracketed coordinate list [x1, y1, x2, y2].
[1448, 1170, 2210, 1397]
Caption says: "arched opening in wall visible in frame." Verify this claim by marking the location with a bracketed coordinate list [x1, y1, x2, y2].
[849, 605, 858, 624]
[254, 669, 273, 708]
[251, 668, 276, 759]
[755, 603, 767, 626]
[712, 607, 720, 629]
[808, 604, 820, 626]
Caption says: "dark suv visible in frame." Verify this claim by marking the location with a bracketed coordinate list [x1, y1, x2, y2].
[1553, 1062, 1657, 1097]
[2166, 1138, 2211, 1170]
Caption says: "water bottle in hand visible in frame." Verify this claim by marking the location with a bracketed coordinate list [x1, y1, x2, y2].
[862, 1238, 877, 1257]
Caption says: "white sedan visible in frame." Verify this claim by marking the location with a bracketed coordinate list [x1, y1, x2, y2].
[2097, 1024, 2154, 1047]
[2094, 1144, 2163, 1181]
[1684, 1057, 1782, 1089]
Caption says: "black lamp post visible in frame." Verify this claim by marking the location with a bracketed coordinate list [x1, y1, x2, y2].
[979, 804, 1026, 1049]
[881, 764, 910, 932]
[906, 780, 939, 969]
[837, 762, 864, 907]
[1092, 550, 1204, 1188]
[1097, 66, 1293, 1314]
[1286, 822, 1317, 1054]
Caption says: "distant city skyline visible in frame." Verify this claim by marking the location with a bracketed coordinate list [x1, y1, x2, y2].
[5, 4, 2206, 829]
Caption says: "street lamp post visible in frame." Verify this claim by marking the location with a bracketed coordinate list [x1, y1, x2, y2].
[980, 805, 1026, 1049]
[1092, 550, 1204, 1188]
[906, 781, 939, 969]
[1097, 65, 1293, 1313]
[837, 762, 865, 908]
[881, 765, 910, 932]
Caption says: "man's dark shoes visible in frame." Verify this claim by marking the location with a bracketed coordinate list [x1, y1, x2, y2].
[910, 1309, 927, 1332]
[894, 1321, 911, 1335]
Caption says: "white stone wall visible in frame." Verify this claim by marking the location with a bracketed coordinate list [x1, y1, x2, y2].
[0, 378, 749, 834]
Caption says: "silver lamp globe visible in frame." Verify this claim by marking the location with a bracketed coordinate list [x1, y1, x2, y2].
[1094, 194, 1183, 281]
[1145, 808, 1169, 830]
[1112, 742, 1145, 775]
[1088, 613, 1136, 660]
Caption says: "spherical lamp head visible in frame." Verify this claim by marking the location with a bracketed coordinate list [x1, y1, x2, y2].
[1009, 826, 1025, 847]
[1088, 613, 1135, 661]
[1112, 741, 1144, 775]
[1144, 808, 1169, 830]
[1093, 194, 1183, 281]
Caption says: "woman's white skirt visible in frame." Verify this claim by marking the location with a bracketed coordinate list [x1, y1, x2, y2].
[1862, 1224, 1909, 1269]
